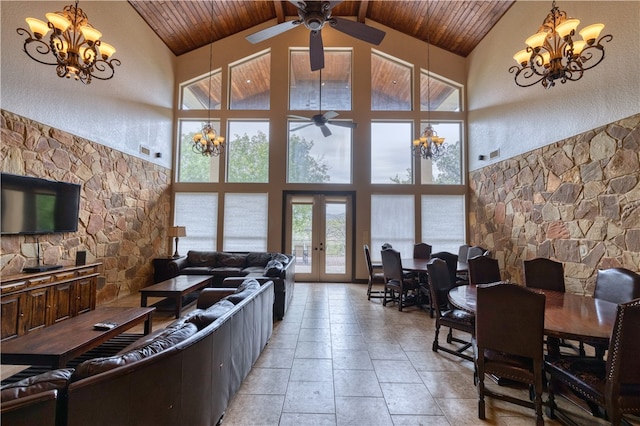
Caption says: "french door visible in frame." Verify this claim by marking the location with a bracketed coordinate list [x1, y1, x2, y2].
[285, 193, 353, 282]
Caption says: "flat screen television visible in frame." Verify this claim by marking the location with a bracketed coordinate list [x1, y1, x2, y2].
[1, 173, 81, 235]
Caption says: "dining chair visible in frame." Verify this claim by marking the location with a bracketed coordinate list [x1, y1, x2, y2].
[545, 298, 640, 426]
[523, 258, 565, 292]
[363, 245, 385, 300]
[413, 243, 432, 259]
[475, 283, 546, 426]
[413, 243, 433, 314]
[594, 267, 640, 304]
[381, 248, 419, 311]
[466, 245, 486, 261]
[467, 256, 501, 285]
[456, 245, 470, 285]
[426, 258, 474, 362]
[431, 251, 459, 286]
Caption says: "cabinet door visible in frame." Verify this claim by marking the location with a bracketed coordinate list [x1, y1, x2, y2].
[24, 287, 50, 333]
[51, 282, 74, 323]
[74, 278, 96, 315]
[1, 294, 25, 340]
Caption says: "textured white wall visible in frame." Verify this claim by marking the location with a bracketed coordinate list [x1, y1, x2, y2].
[467, 1, 640, 171]
[1, 1, 175, 169]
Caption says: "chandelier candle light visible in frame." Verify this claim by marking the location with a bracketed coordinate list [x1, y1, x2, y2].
[510, 0, 612, 89]
[17, 1, 120, 84]
[192, 0, 225, 157]
[413, 0, 444, 160]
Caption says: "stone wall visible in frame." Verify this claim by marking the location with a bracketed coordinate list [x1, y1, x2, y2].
[469, 114, 640, 295]
[0, 110, 172, 304]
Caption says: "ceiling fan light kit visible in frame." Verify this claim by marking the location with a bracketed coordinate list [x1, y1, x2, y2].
[246, 0, 386, 71]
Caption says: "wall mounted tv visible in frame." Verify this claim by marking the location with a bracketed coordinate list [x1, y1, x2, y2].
[1, 173, 81, 235]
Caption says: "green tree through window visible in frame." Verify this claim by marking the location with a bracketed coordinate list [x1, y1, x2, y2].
[288, 134, 331, 183]
[227, 131, 270, 182]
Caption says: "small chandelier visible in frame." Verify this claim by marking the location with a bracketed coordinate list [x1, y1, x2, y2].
[192, 0, 225, 157]
[413, 124, 445, 159]
[413, 0, 444, 160]
[510, 0, 612, 89]
[17, 1, 120, 84]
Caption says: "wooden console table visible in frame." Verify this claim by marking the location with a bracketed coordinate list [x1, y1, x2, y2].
[140, 275, 213, 318]
[0, 263, 102, 341]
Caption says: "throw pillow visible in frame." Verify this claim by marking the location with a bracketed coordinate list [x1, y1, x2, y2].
[265, 260, 283, 277]
[187, 300, 235, 329]
[1, 368, 74, 402]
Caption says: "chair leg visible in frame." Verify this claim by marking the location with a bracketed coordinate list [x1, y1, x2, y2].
[367, 277, 372, 300]
[432, 324, 440, 352]
[478, 374, 486, 420]
[533, 386, 544, 426]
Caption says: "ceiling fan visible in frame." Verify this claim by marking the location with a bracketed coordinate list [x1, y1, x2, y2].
[288, 70, 357, 137]
[246, 1, 386, 71]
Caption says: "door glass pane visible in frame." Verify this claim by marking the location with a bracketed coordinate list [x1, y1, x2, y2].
[223, 193, 268, 251]
[420, 122, 462, 185]
[421, 195, 465, 253]
[290, 50, 352, 111]
[230, 52, 270, 110]
[325, 202, 346, 274]
[174, 193, 218, 251]
[372, 51, 412, 111]
[371, 122, 413, 184]
[288, 123, 352, 183]
[291, 203, 312, 274]
[177, 120, 220, 183]
[227, 121, 269, 183]
[370, 194, 415, 261]
[180, 69, 222, 110]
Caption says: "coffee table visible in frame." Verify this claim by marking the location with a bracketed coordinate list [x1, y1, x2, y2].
[1, 306, 155, 369]
[140, 275, 213, 318]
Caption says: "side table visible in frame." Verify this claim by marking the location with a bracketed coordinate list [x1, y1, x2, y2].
[152, 256, 183, 283]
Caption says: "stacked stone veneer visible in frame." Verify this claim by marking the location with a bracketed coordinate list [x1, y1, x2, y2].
[0, 110, 171, 304]
[469, 114, 640, 295]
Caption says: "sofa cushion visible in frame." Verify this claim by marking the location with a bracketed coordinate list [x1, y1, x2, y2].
[216, 253, 247, 268]
[187, 251, 218, 267]
[226, 279, 261, 304]
[1, 368, 74, 402]
[246, 252, 272, 267]
[119, 318, 198, 353]
[72, 323, 198, 381]
[265, 260, 284, 277]
[187, 299, 235, 329]
[242, 266, 266, 275]
[182, 266, 215, 275]
[210, 267, 248, 279]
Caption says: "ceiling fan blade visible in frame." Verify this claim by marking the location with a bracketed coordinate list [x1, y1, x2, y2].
[323, 110, 339, 120]
[328, 120, 358, 129]
[331, 17, 386, 45]
[288, 114, 312, 120]
[320, 125, 332, 137]
[246, 20, 298, 44]
[290, 123, 314, 132]
[309, 30, 324, 71]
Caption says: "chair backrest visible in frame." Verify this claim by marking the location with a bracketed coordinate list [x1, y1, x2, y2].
[605, 298, 640, 401]
[476, 283, 545, 360]
[413, 243, 432, 259]
[363, 245, 374, 275]
[426, 258, 454, 316]
[381, 248, 403, 282]
[467, 246, 486, 261]
[523, 258, 565, 292]
[431, 251, 458, 285]
[458, 245, 470, 263]
[594, 268, 640, 304]
[381, 243, 393, 250]
[468, 256, 501, 285]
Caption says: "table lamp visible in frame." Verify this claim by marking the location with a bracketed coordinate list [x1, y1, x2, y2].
[168, 226, 186, 258]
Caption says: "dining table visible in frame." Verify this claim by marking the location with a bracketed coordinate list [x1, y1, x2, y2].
[448, 283, 618, 355]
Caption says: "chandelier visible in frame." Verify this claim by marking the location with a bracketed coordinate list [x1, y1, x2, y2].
[413, 0, 444, 160]
[509, 1, 612, 89]
[17, 1, 120, 84]
[192, 1, 225, 157]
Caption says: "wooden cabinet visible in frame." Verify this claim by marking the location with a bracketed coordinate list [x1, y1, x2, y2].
[0, 263, 101, 341]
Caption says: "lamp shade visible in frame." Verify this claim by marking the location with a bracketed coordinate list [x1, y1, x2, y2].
[168, 226, 186, 238]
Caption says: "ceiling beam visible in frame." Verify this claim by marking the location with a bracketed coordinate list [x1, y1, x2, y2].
[275, 1, 285, 23]
[357, 1, 369, 23]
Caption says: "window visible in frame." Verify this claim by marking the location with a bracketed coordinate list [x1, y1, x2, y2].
[370, 194, 415, 261]
[287, 121, 352, 183]
[174, 193, 218, 251]
[421, 195, 465, 253]
[223, 193, 268, 251]
[290, 50, 352, 111]
[371, 51, 412, 111]
[420, 71, 461, 112]
[177, 119, 221, 183]
[419, 121, 462, 185]
[229, 51, 270, 110]
[180, 69, 222, 110]
[371, 122, 413, 184]
[226, 120, 269, 183]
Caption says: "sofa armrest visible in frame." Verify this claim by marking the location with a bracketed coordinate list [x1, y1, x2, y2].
[197, 288, 236, 309]
[167, 257, 190, 278]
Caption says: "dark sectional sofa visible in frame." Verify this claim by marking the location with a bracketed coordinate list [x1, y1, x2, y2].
[166, 250, 295, 320]
[1, 277, 274, 426]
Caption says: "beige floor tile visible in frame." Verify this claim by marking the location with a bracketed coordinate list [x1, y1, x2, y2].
[283, 380, 335, 414]
[237, 367, 290, 395]
[380, 382, 442, 416]
[335, 396, 394, 425]
[334, 369, 383, 397]
[222, 394, 284, 426]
